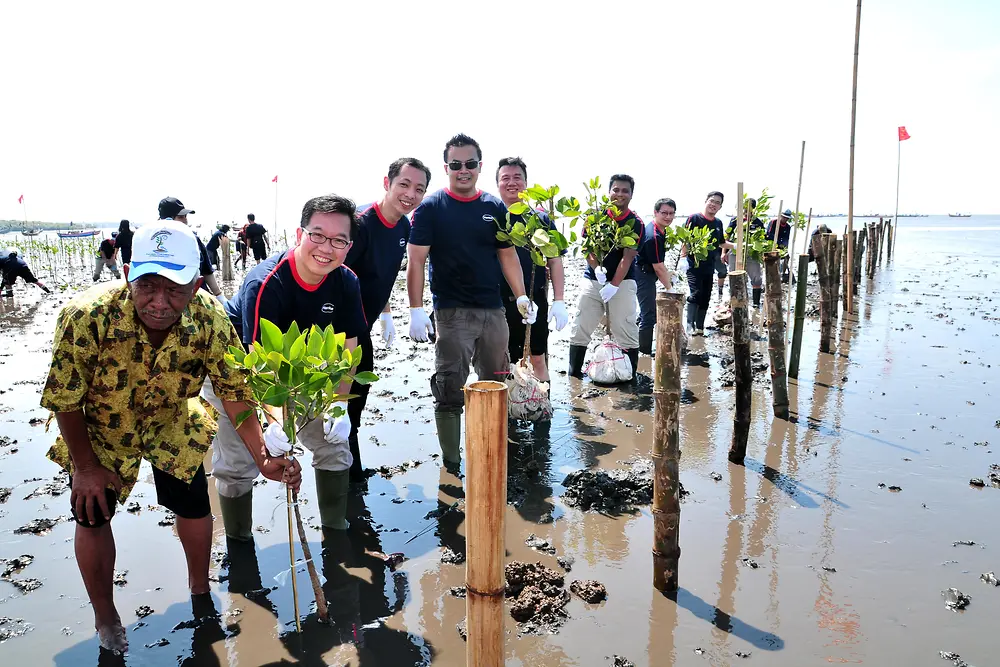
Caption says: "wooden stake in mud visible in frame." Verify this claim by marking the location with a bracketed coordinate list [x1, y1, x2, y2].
[728, 271, 752, 464]
[867, 223, 879, 280]
[763, 252, 789, 419]
[735, 182, 745, 272]
[855, 227, 866, 290]
[465, 380, 509, 667]
[812, 233, 835, 353]
[788, 254, 809, 379]
[220, 235, 234, 281]
[878, 221, 887, 265]
[886, 224, 893, 262]
[830, 237, 843, 320]
[652, 291, 683, 592]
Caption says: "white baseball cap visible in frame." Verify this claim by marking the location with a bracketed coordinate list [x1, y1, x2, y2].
[128, 220, 201, 285]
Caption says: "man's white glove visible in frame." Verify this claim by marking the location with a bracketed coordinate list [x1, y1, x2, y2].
[379, 312, 395, 348]
[322, 403, 351, 444]
[515, 295, 538, 325]
[263, 422, 293, 458]
[408, 307, 434, 342]
[594, 266, 608, 285]
[599, 283, 619, 303]
[548, 300, 568, 331]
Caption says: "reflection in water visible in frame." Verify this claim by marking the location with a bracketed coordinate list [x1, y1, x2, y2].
[713, 460, 746, 652]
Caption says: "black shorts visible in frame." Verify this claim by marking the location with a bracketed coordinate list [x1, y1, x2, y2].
[70, 465, 210, 528]
[505, 294, 549, 361]
[251, 241, 267, 261]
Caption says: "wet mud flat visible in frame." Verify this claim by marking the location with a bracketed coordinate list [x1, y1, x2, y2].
[2, 224, 1000, 665]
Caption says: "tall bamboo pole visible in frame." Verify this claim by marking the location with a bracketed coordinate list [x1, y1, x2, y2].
[465, 380, 508, 667]
[788, 255, 809, 379]
[652, 291, 683, 592]
[892, 137, 901, 257]
[728, 271, 751, 464]
[735, 182, 745, 272]
[812, 233, 835, 353]
[763, 252, 789, 419]
[845, 0, 863, 313]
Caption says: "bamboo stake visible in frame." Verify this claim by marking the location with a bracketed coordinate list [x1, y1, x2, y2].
[652, 291, 683, 592]
[286, 485, 301, 635]
[886, 224, 893, 262]
[855, 227, 866, 290]
[830, 238, 843, 326]
[845, 0, 863, 314]
[728, 270, 751, 464]
[772, 200, 784, 244]
[878, 222, 886, 265]
[763, 252, 789, 419]
[465, 380, 508, 667]
[812, 233, 835, 353]
[788, 255, 809, 379]
[220, 235, 234, 281]
[735, 182, 745, 272]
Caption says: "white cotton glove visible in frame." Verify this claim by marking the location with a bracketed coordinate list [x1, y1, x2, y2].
[548, 300, 568, 331]
[322, 402, 351, 444]
[599, 283, 619, 303]
[408, 307, 434, 342]
[379, 312, 396, 348]
[594, 266, 608, 285]
[263, 422, 293, 458]
[515, 295, 538, 325]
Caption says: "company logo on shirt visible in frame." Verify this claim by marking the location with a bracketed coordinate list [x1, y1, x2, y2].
[321, 303, 335, 314]
[398, 238, 406, 247]
[482, 214, 496, 223]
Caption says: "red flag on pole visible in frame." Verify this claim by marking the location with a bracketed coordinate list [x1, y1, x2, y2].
[272, 175, 278, 183]
[898, 126, 911, 141]
[18, 194, 24, 204]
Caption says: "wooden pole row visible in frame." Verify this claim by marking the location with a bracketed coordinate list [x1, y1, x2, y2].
[727, 270, 752, 463]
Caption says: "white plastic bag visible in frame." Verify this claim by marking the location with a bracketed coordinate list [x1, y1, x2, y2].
[586, 339, 633, 384]
[506, 361, 552, 421]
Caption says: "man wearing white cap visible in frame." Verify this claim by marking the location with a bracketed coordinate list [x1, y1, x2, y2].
[40, 219, 301, 653]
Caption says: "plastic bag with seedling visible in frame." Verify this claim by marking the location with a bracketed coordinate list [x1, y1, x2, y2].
[225, 319, 377, 632]
[496, 184, 578, 420]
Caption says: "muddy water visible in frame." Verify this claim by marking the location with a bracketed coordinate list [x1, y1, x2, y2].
[2, 217, 999, 666]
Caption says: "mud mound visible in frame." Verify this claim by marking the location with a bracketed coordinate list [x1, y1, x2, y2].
[505, 561, 569, 634]
[562, 458, 686, 513]
[570, 580, 607, 603]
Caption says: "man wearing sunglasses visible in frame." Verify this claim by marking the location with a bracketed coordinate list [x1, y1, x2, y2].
[207, 194, 368, 539]
[407, 133, 536, 467]
[343, 157, 431, 482]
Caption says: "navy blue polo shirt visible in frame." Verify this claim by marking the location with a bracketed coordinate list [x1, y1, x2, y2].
[500, 210, 561, 299]
[206, 229, 226, 253]
[685, 213, 725, 273]
[1, 256, 37, 284]
[583, 209, 644, 282]
[638, 221, 667, 273]
[345, 202, 410, 328]
[226, 249, 367, 347]
[409, 189, 511, 310]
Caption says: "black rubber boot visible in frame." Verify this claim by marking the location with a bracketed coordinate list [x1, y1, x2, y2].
[686, 302, 698, 332]
[626, 348, 640, 381]
[717, 283, 723, 297]
[638, 328, 654, 356]
[752, 287, 762, 308]
[568, 344, 587, 378]
[696, 307, 709, 332]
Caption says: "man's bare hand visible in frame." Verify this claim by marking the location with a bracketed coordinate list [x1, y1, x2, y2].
[260, 456, 302, 491]
[71, 464, 122, 525]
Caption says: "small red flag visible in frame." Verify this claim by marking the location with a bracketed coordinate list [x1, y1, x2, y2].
[18, 194, 24, 204]
[272, 175, 278, 183]
[898, 126, 911, 141]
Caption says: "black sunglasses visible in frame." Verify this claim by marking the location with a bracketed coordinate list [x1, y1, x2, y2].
[447, 159, 480, 171]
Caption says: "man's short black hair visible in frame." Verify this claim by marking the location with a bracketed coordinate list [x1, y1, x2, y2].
[300, 194, 359, 240]
[746, 198, 757, 210]
[496, 157, 527, 182]
[443, 133, 482, 162]
[654, 198, 677, 213]
[220, 224, 231, 233]
[609, 174, 635, 192]
[388, 158, 431, 186]
[247, 213, 255, 222]
[707, 191, 725, 203]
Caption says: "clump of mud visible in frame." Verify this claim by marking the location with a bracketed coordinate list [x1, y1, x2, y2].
[719, 351, 770, 388]
[440, 548, 465, 565]
[14, 518, 62, 535]
[611, 656, 636, 667]
[570, 580, 607, 603]
[943, 588, 971, 611]
[0, 617, 32, 642]
[0, 488, 12, 504]
[505, 561, 569, 634]
[562, 458, 686, 513]
[22, 472, 69, 500]
[1, 555, 33, 578]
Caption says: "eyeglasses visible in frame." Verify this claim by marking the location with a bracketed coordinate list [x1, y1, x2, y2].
[305, 231, 350, 249]
[707, 199, 723, 206]
[447, 159, 480, 171]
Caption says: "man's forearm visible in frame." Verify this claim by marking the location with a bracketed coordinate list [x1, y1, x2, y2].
[548, 258, 565, 301]
[653, 263, 672, 290]
[222, 400, 268, 466]
[204, 272, 223, 296]
[406, 259, 425, 308]
[55, 410, 101, 471]
[611, 250, 637, 286]
[498, 248, 526, 298]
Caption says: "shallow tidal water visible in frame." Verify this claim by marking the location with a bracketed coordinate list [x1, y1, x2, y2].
[1, 216, 998, 666]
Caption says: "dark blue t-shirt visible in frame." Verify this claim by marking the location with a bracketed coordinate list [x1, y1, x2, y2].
[345, 202, 410, 328]
[583, 209, 644, 282]
[226, 249, 367, 348]
[206, 229, 226, 253]
[409, 189, 511, 309]
[500, 210, 562, 298]
[1, 256, 36, 284]
[638, 221, 668, 272]
[685, 213, 725, 273]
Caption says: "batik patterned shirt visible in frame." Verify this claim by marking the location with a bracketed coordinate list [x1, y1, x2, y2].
[41, 283, 252, 501]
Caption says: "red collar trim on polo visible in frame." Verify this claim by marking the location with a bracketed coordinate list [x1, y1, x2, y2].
[289, 248, 326, 292]
[445, 189, 482, 203]
[373, 202, 398, 229]
[609, 207, 633, 222]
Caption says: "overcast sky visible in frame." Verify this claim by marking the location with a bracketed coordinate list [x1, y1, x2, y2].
[2, 0, 997, 229]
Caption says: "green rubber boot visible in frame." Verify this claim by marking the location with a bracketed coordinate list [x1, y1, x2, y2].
[315, 469, 350, 531]
[218, 491, 254, 542]
[434, 411, 462, 466]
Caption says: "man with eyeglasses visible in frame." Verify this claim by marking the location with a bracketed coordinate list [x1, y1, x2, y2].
[407, 133, 536, 468]
[683, 191, 731, 335]
[40, 220, 300, 652]
[208, 194, 368, 539]
[158, 197, 226, 302]
[343, 157, 431, 482]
